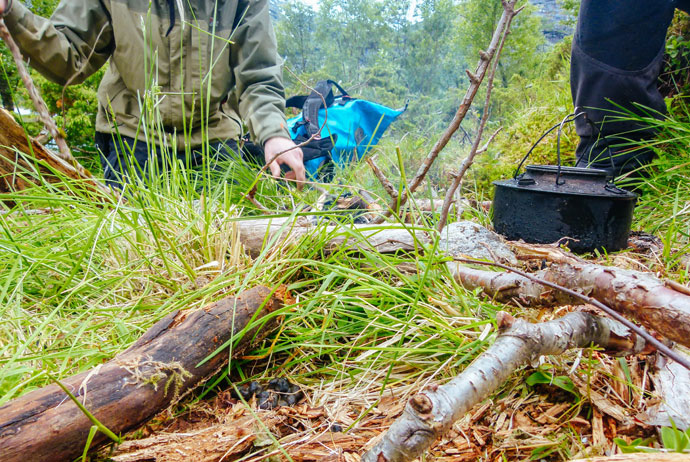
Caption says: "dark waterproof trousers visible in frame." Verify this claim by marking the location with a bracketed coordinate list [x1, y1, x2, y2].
[571, 0, 690, 176]
[96, 133, 264, 189]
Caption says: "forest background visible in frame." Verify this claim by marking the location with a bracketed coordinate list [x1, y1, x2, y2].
[0, 0, 580, 185]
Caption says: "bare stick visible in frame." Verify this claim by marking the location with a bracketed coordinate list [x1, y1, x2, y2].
[436, 3, 515, 231]
[0, 18, 73, 164]
[372, 0, 521, 224]
[366, 156, 398, 201]
[452, 257, 690, 371]
[437, 126, 501, 231]
[361, 311, 649, 462]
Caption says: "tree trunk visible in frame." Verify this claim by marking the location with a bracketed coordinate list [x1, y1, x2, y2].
[0, 286, 283, 462]
[0, 108, 111, 201]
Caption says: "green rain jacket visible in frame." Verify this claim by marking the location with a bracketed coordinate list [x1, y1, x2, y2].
[2, 0, 290, 148]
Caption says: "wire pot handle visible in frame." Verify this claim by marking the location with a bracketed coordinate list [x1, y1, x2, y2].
[512, 112, 616, 185]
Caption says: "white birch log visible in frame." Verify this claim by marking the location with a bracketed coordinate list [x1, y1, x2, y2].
[361, 311, 649, 462]
[447, 261, 690, 349]
[236, 217, 431, 258]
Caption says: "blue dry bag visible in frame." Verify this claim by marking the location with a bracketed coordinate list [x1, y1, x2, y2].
[286, 80, 406, 180]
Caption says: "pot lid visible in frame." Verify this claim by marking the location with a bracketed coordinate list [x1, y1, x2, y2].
[526, 165, 611, 179]
[493, 165, 637, 199]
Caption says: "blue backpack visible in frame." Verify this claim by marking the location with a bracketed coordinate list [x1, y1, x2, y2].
[286, 80, 406, 180]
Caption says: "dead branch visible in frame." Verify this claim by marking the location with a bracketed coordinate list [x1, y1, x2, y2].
[0, 286, 284, 462]
[437, 124, 502, 231]
[373, 0, 521, 224]
[436, 4, 513, 231]
[0, 18, 73, 164]
[366, 156, 398, 201]
[236, 216, 431, 258]
[0, 108, 112, 200]
[451, 257, 690, 371]
[361, 311, 649, 462]
[448, 259, 690, 352]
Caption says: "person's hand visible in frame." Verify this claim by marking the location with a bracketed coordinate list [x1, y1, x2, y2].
[263, 136, 306, 190]
[0, 0, 7, 16]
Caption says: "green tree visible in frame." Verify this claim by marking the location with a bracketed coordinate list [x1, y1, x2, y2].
[276, 0, 320, 74]
[402, 0, 465, 95]
[457, 0, 545, 87]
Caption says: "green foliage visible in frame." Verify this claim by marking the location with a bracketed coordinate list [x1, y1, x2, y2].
[614, 423, 690, 453]
[276, 0, 319, 74]
[28, 68, 105, 169]
[613, 437, 658, 454]
[468, 37, 576, 197]
[659, 11, 690, 99]
[276, 0, 549, 135]
[456, 0, 546, 87]
[1, 0, 103, 169]
[661, 424, 690, 452]
[526, 369, 579, 397]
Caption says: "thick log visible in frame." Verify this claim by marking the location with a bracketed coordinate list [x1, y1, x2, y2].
[0, 108, 111, 199]
[236, 216, 432, 258]
[361, 311, 649, 462]
[448, 261, 690, 349]
[0, 286, 283, 462]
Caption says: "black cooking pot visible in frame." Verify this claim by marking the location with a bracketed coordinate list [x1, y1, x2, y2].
[492, 113, 638, 253]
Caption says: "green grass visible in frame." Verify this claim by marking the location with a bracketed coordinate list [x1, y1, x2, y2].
[0, 149, 499, 409]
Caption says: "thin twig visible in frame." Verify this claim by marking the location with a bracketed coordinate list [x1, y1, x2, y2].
[436, 5, 518, 231]
[454, 257, 690, 372]
[0, 18, 73, 164]
[372, 0, 521, 224]
[366, 156, 398, 201]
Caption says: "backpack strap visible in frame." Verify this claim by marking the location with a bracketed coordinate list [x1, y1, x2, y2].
[302, 80, 334, 136]
[285, 79, 349, 109]
[286, 80, 352, 136]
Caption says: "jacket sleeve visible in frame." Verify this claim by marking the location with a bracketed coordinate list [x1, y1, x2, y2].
[2, 0, 113, 85]
[230, 0, 290, 146]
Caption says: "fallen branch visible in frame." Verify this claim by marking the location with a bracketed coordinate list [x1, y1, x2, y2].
[0, 286, 284, 462]
[452, 257, 690, 371]
[373, 0, 520, 224]
[361, 311, 649, 462]
[0, 108, 112, 200]
[0, 18, 72, 163]
[236, 216, 431, 258]
[448, 258, 690, 352]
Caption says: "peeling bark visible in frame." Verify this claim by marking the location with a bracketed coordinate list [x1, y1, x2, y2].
[0, 108, 112, 201]
[0, 286, 283, 462]
[361, 312, 648, 462]
[448, 261, 690, 349]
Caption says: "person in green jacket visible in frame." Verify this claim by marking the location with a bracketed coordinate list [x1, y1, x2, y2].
[0, 0, 305, 188]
